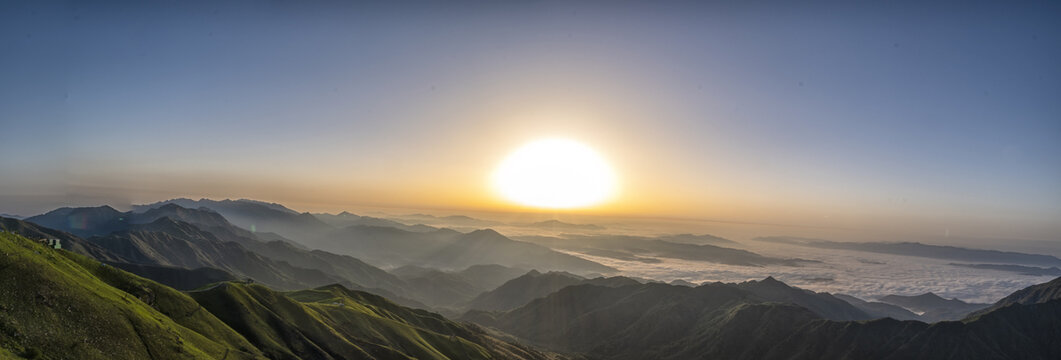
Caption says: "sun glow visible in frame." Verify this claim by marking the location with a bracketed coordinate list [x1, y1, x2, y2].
[492, 138, 618, 209]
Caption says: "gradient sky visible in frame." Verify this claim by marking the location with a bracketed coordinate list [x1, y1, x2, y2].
[2, 1, 1059, 242]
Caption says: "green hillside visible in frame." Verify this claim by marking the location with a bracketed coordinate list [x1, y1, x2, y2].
[0, 231, 562, 360]
[190, 282, 560, 360]
[0, 231, 265, 360]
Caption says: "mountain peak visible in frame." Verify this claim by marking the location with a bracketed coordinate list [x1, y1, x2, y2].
[757, 276, 788, 287]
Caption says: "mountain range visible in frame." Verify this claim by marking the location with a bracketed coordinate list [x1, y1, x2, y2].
[4, 198, 1061, 359]
[0, 231, 564, 360]
[876, 292, 988, 322]
[132, 199, 615, 275]
[518, 234, 807, 266]
[466, 270, 641, 312]
[464, 276, 1061, 360]
[17, 200, 616, 307]
[756, 236, 1061, 267]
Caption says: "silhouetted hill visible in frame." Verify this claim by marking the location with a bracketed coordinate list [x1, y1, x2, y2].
[735, 276, 873, 320]
[458, 265, 538, 290]
[25, 205, 127, 238]
[878, 292, 988, 322]
[390, 266, 482, 308]
[466, 270, 641, 312]
[388, 264, 529, 309]
[970, 276, 1061, 317]
[134, 198, 332, 243]
[465, 277, 1061, 360]
[834, 293, 920, 321]
[467, 270, 586, 311]
[669, 279, 699, 287]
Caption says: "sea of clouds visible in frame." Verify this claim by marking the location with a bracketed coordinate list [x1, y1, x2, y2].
[559, 241, 1055, 304]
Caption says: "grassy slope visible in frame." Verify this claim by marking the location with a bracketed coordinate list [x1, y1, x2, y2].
[0, 232, 265, 360]
[191, 282, 562, 360]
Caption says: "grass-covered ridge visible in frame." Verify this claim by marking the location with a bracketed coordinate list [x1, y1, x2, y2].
[190, 282, 562, 360]
[0, 231, 265, 360]
[1, 231, 563, 360]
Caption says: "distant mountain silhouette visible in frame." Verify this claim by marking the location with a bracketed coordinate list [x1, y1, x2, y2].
[656, 233, 738, 246]
[877, 292, 988, 322]
[757, 236, 1061, 267]
[467, 270, 585, 311]
[87, 217, 347, 290]
[456, 264, 530, 291]
[133, 198, 332, 243]
[313, 211, 438, 232]
[520, 234, 807, 266]
[394, 213, 502, 228]
[669, 279, 699, 287]
[516, 220, 606, 231]
[23, 205, 423, 305]
[833, 293, 920, 321]
[314, 226, 616, 274]
[949, 262, 1061, 276]
[133, 199, 614, 276]
[388, 264, 528, 309]
[390, 265, 483, 308]
[25, 205, 127, 238]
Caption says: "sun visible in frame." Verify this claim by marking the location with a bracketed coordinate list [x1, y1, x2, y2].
[492, 138, 618, 209]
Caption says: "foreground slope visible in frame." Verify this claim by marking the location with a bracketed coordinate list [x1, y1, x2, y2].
[189, 282, 564, 360]
[0, 231, 265, 360]
[466, 278, 1061, 360]
[1, 231, 565, 360]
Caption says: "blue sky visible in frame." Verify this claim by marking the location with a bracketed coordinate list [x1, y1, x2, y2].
[1, 1, 1059, 241]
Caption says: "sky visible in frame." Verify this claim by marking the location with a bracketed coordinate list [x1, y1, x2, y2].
[1, 1, 1059, 243]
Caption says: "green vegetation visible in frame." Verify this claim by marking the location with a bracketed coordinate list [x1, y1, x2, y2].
[0, 232, 560, 359]
[190, 282, 558, 360]
[0, 232, 265, 360]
